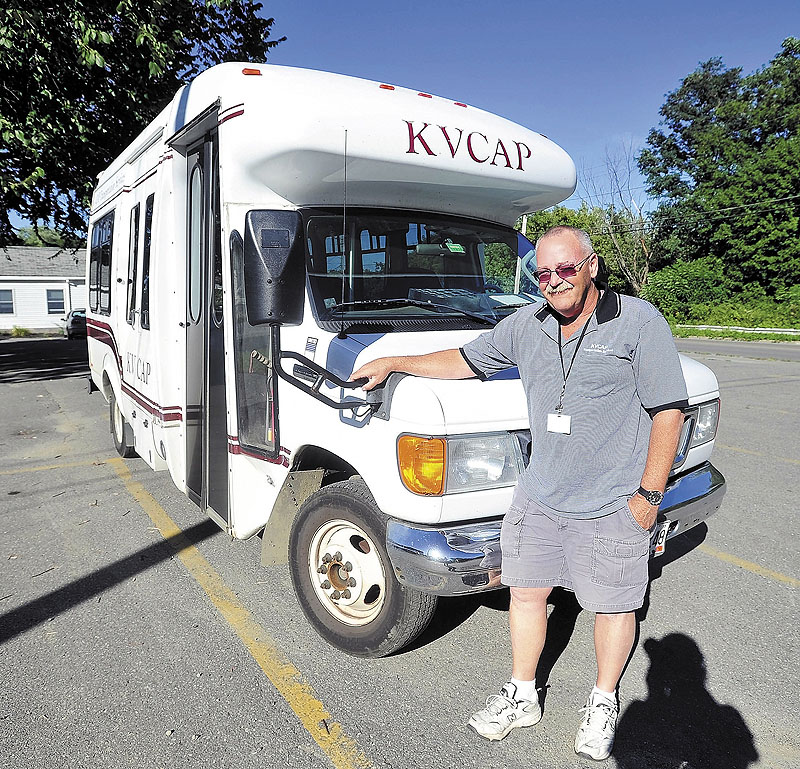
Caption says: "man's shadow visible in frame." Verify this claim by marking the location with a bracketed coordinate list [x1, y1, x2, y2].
[614, 633, 758, 768]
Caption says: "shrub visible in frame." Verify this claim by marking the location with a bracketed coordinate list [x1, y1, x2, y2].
[11, 325, 31, 337]
[641, 257, 730, 321]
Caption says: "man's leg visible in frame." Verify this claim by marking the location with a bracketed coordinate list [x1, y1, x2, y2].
[468, 586, 550, 740]
[510, 586, 552, 680]
[594, 611, 636, 692]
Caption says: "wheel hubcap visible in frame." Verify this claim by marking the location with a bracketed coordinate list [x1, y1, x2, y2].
[308, 519, 386, 626]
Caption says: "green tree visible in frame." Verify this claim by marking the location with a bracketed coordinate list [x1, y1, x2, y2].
[0, 1, 283, 246]
[522, 204, 638, 294]
[15, 226, 83, 248]
[638, 38, 800, 295]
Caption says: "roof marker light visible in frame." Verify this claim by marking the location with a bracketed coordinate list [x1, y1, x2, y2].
[454, 102, 467, 108]
[242, 68, 262, 76]
[418, 92, 432, 98]
[379, 84, 395, 90]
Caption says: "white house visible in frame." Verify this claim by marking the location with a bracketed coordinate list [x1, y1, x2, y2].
[0, 246, 87, 333]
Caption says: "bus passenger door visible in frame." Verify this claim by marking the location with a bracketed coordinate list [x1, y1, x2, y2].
[186, 134, 229, 524]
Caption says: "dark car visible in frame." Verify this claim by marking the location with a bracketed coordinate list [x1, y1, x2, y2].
[63, 308, 87, 339]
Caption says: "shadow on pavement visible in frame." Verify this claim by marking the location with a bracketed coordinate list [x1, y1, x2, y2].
[0, 337, 89, 384]
[0, 518, 220, 644]
[614, 633, 759, 768]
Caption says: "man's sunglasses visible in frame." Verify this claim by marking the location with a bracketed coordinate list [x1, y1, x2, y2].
[533, 253, 594, 284]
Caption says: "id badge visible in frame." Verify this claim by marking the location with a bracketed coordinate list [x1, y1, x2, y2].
[547, 412, 571, 434]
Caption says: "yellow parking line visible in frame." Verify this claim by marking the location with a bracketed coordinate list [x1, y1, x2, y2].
[109, 457, 373, 769]
[0, 459, 103, 476]
[698, 543, 800, 587]
[717, 443, 800, 466]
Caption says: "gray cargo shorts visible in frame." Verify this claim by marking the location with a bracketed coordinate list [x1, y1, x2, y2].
[500, 485, 652, 613]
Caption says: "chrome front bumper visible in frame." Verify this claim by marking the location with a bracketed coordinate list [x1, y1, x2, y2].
[385, 462, 726, 597]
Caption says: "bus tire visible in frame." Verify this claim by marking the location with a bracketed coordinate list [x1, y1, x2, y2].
[109, 390, 136, 458]
[289, 479, 437, 658]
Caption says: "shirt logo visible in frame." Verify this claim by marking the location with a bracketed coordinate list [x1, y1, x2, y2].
[587, 343, 614, 355]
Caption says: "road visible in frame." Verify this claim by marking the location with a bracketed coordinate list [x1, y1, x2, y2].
[0, 337, 797, 769]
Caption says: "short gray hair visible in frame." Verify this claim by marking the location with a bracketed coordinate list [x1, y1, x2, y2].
[535, 226, 593, 257]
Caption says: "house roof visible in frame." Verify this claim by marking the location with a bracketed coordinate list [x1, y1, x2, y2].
[0, 246, 84, 278]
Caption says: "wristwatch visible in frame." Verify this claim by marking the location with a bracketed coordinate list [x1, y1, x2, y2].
[637, 486, 664, 506]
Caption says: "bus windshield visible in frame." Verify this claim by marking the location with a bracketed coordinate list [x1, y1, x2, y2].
[305, 210, 540, 330]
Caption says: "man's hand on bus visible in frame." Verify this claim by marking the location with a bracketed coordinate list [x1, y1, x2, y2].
[351, 349, 475, 391]
[350, 357, 398, 391]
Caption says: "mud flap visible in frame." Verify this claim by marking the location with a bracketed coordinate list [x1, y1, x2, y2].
[261, 469, 325, 566]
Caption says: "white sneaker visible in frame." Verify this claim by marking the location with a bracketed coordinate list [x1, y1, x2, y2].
[468, 683, 542, 741]
[574, 691, 618, 761]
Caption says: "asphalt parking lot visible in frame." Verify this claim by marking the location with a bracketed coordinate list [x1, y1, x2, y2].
[0, 336, 797, 769]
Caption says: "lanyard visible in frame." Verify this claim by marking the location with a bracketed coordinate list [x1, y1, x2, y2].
[556, 306, 596, 413]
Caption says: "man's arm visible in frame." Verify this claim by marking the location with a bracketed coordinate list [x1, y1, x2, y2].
[629, 408, 685, 530]
[350, 349, 474, 391]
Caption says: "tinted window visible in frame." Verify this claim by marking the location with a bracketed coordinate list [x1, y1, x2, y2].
[127, 204, 140, 325]
[140, 194, 154, 330]
[89, 211, 114, 314]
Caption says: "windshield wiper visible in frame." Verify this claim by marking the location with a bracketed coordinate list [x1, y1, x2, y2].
[323, 298, 498, 325]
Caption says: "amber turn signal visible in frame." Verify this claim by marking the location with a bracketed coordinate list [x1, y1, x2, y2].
[397, 435, 446, 496]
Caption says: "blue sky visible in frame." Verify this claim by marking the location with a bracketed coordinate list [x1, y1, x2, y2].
[262, 0, 799, 210]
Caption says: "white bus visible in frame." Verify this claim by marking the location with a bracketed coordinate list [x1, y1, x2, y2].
[86, 63, 725, 656]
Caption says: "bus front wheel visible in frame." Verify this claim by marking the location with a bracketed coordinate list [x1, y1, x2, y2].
[289, 479, 437, 658]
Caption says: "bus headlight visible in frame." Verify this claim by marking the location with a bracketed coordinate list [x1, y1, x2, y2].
[398, 433, 522, 496]
[689, 399, 720, 448]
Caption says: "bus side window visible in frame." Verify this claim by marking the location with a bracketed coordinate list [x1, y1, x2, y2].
[127, 204, 140, 325]
[140, 193, 154, 330]
[89, 211, 114, 315]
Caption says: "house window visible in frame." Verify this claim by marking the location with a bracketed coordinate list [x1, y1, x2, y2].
[0, 289, 13, 314]
[47, 289, 65, 314]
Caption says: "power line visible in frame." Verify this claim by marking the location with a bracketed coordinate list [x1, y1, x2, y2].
[569, 192, 800, 237]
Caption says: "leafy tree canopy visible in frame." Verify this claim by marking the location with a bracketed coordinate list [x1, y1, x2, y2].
[639, 37, 800, 295]
[0, 1, 283, 246]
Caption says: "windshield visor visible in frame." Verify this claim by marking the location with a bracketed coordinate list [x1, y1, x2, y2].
[305, 210, 540, 329]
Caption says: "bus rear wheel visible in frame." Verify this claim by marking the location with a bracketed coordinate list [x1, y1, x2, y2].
[109, 390, 136, 458]
[289, 479, 437, 658]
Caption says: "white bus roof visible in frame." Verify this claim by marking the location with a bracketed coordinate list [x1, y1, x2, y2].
[94, 63, 576, 225]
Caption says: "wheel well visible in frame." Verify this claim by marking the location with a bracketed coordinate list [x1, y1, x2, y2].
[290, 445, 359, 487]
[101, 371, 113, 403]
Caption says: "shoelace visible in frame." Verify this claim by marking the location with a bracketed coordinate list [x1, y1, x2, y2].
[483, 693, 517, 716]
[579, 700, 617, 732]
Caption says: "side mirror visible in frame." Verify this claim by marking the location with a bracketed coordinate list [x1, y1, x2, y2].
[243, 210, 305, 325]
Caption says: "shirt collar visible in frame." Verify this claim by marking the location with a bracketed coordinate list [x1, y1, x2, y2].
[534, 283, 621, 340]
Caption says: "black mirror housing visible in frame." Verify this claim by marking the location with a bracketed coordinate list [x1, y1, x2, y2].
[243, 210, 305, 325]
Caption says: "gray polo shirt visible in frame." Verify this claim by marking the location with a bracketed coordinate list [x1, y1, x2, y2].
[460, 289, 688, 518]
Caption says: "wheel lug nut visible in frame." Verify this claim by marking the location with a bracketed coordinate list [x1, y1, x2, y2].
[320, 580, 331, 589]
[334, 551, 343, 562]
[317, 565, 327, 574]
[342, 589, 351, 599]
[331, 590, 341, 600]
[344, 562, 352, 572]
[322, 553, 332, 563]
[348, 577, 356, 587]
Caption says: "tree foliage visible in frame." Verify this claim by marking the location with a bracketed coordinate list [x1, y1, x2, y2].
[0, 1, 283, 246]
[638, 37, 800, 296]
[522, 204, 643, 294]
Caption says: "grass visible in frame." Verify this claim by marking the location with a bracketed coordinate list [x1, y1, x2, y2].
[671, 326, 800, 342]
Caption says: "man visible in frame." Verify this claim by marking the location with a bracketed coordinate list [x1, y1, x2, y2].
[351, 226, 687, 761]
